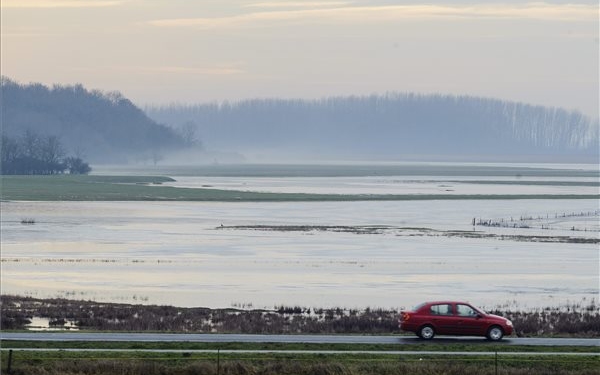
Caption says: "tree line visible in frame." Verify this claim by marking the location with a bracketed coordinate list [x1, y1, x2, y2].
[145, 93, 599, 161]
[1, 130, 91, 175]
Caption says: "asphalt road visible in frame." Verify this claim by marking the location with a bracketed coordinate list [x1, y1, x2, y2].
[1, 332, 598, 346]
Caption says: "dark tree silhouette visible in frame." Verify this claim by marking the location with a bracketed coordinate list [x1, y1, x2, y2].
[1, 131, 91, 175]
[1, 77, 189, 163]
[64, 156, 92, 175]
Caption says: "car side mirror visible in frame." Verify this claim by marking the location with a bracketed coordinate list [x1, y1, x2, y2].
[476, 313, 483, 319]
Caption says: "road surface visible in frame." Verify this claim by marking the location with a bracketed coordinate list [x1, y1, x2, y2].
[1, 332, 598, 346]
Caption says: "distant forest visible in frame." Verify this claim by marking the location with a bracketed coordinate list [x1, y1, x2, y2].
[1, 77, 190, 164]
[2, 76, 597, 164]
[146, 94, 599, 162]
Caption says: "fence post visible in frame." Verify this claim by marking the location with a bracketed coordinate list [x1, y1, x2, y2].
[7, 349, 13, 374]
[495, 351, 498, 375]
[217, 348, 220, 375]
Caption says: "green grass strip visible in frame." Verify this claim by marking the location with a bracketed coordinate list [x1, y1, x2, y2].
[2, 340, 599, 353]
[1, 175, 598, 201]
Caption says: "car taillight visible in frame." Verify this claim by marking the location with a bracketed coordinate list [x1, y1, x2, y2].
[401, 312, 410, 321]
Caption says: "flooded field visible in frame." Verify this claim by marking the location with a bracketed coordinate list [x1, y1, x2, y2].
[1, 163, 598, 310]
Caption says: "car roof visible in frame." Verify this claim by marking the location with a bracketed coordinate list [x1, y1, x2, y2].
[424, 301, 470, 305]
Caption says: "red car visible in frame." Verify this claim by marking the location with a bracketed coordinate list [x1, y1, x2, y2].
[399, 301, 513, 341]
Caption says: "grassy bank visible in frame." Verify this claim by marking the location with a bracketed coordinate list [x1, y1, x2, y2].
[1, 175, 599, 201]
[1, 347, 598, 375]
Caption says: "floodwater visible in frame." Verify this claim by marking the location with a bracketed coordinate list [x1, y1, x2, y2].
[1, 164, 599, 310]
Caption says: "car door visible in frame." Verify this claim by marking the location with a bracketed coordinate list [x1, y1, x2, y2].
[428, 303, 456, 334]
[455, 303, 487, 335]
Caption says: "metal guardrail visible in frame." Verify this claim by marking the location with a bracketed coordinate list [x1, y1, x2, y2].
[2, 348, 600, 355]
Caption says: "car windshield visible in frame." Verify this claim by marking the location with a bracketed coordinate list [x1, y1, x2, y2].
[471, 305, 487, 314]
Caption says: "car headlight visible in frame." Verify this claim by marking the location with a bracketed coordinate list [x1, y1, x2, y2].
[506, 320, 513, 326]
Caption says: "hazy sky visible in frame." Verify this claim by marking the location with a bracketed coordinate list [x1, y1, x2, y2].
[2, 0, 598, 118]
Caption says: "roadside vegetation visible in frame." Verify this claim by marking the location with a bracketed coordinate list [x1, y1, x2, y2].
[1, 296, 598, 338]
[4, 341, 598, 353]
[1, 348, 598, 375]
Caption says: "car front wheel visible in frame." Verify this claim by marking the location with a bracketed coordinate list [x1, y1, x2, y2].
[418, 325, 435, 340]
[487, 326, 504, 341]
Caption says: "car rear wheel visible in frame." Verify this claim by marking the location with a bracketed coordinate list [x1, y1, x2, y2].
[418, 325, 435, 340]
[487, 326, 504, 341]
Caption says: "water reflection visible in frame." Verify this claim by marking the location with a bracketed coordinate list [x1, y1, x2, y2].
[2, 198, 597, 309]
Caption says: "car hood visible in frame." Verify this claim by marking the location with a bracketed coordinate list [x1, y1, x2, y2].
[487, 314, 509, 322]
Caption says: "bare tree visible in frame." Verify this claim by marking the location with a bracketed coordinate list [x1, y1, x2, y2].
[21, 129, 41, 160]
[152, 151, 164, 166]
[40, 135, 65, 169]
[178, 121, 201, 148]
[1, 135, 20, 165]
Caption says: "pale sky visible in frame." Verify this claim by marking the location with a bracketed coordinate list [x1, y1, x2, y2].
[2, 0, 598, 118]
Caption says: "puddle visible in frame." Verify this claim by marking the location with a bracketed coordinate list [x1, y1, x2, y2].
[26, 316, 79, 331]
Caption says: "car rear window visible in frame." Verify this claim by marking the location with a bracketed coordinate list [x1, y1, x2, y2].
[412, 302, 426, 311]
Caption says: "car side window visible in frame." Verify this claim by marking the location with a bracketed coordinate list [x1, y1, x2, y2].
[456, 304, 477, 317]
[430, 304, 453, 316]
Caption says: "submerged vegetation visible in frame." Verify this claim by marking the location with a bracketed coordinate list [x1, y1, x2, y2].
[218, 225, 600, 244]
